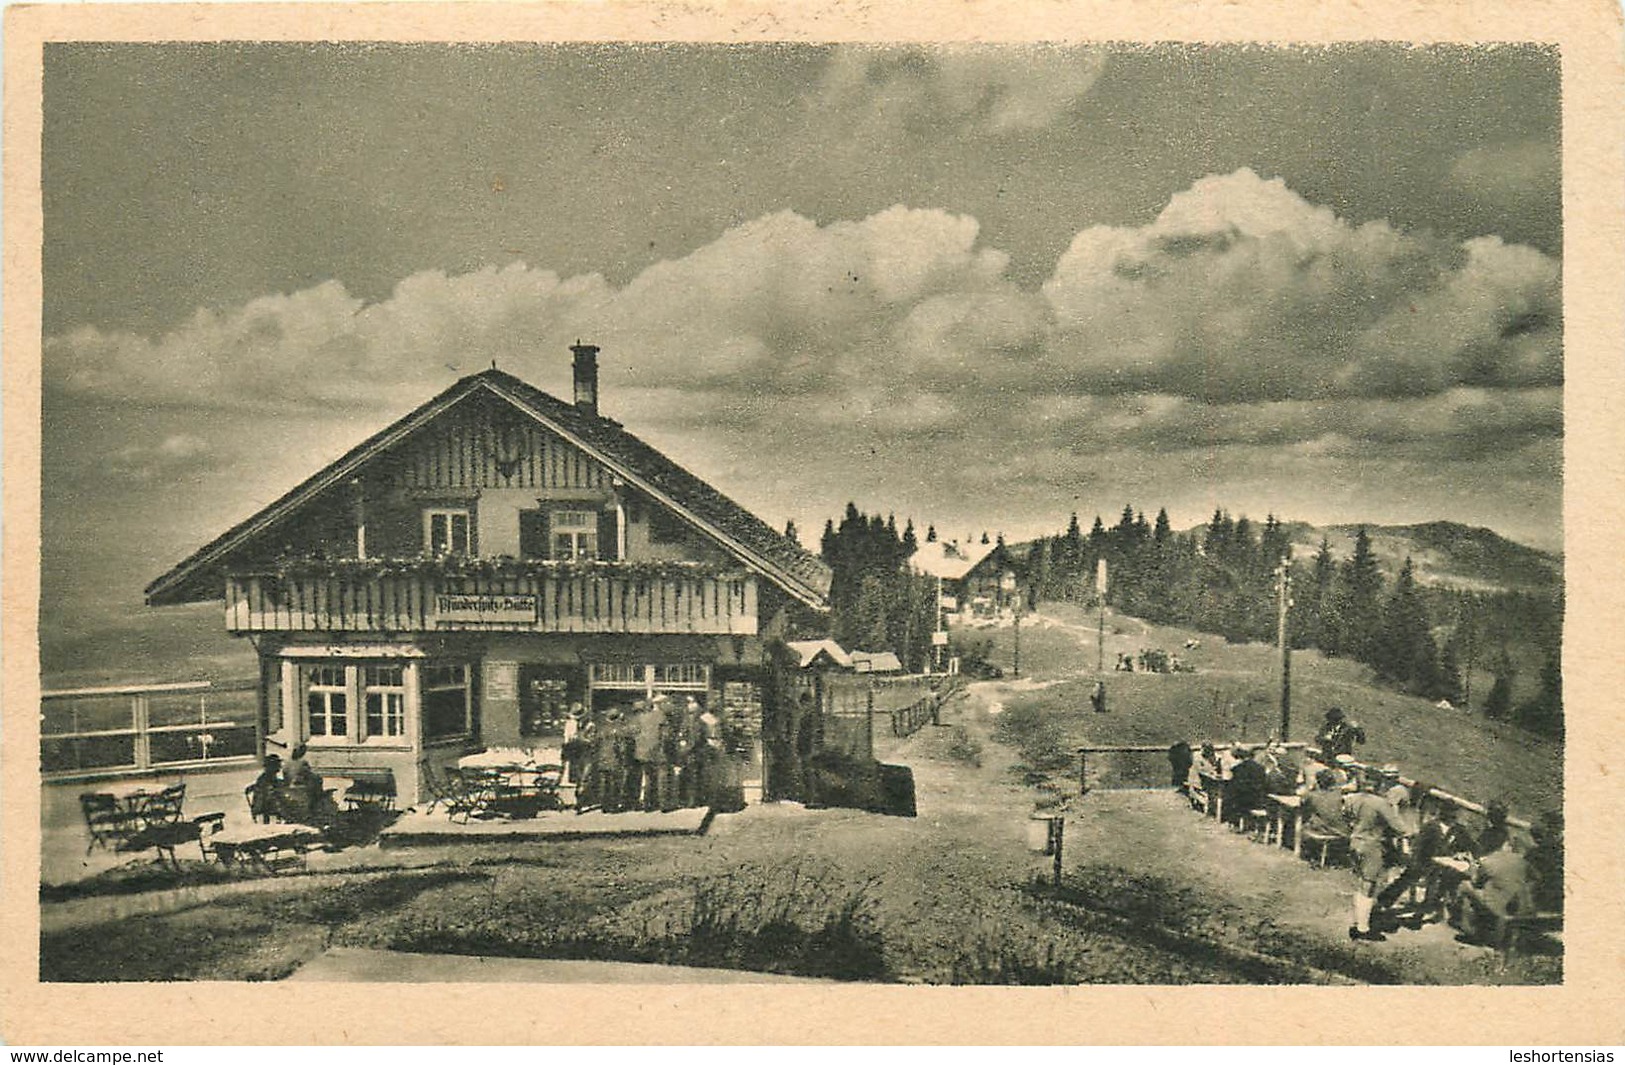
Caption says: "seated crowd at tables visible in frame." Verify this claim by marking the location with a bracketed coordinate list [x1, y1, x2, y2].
[1168, 705, 1564, 945]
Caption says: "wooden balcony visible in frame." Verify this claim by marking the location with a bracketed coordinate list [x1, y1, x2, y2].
[225, 563, 758, 635]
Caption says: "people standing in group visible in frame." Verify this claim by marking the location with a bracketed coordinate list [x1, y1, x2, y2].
[560, 702, 584, 784]
[1314, 706, 1367, 759]
[1343, 775, 1412, 941]
[571, 709, 599, 810]
[631, 699, 668, 812]
[593, 707, 631, 813]
[660, 696, 694, 812]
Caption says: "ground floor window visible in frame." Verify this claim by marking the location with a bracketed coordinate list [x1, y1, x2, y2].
[589, 662, 709, 705]
[306, 665, 349, 739]
[521, 668, 578, 739]
[423, 663, 473, 741]
[364, 664, 407, 738]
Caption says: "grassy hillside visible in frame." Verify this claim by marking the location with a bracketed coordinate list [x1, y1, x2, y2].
[969, 602, 1562, 821]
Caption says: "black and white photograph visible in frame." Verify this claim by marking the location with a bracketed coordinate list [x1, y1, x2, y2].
[8, 3, 1621, 1041]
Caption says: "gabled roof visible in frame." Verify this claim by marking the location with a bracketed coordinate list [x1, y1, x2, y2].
[908, 539, 998, 581]
[146, 368, 831, 609]
[784, 639, 852, 669]
[849, 650, 903, 674]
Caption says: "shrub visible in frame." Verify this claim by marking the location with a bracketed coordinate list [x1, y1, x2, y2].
[945, 725, 983, 767]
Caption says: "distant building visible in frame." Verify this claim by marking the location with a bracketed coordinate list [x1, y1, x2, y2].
[908, 539, 1021, 620]
[849, 651, 903, 674]
[785, 639, 853, 671]
[146, 345, 831, 806]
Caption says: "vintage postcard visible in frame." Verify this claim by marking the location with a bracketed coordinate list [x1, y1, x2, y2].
[4, 0, 1622, 1047]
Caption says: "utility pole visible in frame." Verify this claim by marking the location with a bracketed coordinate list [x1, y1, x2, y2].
[936, 574, 945, 673]
[1013, 608, 1021, 679]
[1273, 555, 1293, 741]
[1095, 558, 1108, 677]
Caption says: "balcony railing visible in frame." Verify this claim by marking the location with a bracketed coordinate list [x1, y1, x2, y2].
[225, 562, 758, 635]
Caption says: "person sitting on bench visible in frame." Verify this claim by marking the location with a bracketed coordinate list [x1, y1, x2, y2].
[1451, 833, 1535, 945]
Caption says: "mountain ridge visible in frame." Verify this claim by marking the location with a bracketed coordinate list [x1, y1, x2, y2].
[1283, 520, 1559, 593]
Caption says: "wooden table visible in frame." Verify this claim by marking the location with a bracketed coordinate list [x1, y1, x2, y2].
[209, 823, 323, 873]
[456, 752, 562, 813]
[1267, 793, 1302, 853]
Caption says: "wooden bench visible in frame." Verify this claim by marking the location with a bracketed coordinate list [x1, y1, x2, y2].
[205, 823, 324, 873]
[1498, 911, 1563, 955]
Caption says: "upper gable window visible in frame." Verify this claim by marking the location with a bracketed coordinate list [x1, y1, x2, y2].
[425, 508, 472, 556]
[551, 509, 599, 561]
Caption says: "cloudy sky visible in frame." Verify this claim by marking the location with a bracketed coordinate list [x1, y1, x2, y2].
[40, 42, 1561, 651]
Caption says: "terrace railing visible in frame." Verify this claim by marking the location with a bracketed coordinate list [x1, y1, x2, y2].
[41, 679, 259, 780]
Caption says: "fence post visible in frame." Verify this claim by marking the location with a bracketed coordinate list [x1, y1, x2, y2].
[133, 693, 151, 771]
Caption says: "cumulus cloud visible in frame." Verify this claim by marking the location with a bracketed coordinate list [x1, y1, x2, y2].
[814, 45, 1108, 135]
[46, 170, 1562, 520]
[1043, 168, 1562, 402]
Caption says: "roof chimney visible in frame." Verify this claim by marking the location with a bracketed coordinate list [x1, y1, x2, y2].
[570, 342, 600, 416]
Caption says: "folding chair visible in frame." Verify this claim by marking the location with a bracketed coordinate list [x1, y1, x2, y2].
[80, 792, 143, 855]
[127, 783, 227, 870]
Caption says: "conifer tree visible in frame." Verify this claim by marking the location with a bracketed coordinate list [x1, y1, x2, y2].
[1378, 557, 1442, 694]
[1516, 651, 1563, 736]
[1337, 527, 1386, 665]
[1484, 649, 1515, 720]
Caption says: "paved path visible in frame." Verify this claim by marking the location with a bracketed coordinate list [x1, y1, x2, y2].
[289, 947, 826, 983]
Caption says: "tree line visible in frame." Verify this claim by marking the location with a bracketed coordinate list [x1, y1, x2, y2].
[806, 500, 1561, 739]
[1024, 506, 1561, 737]
[814, 503, 940, 673]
